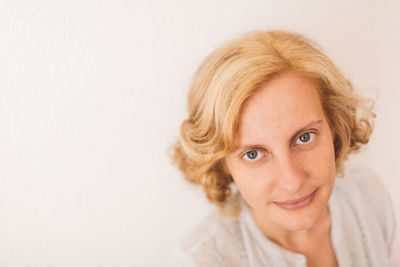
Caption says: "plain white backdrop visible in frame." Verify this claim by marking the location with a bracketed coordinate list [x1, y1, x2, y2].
[0, 0, 399, 266]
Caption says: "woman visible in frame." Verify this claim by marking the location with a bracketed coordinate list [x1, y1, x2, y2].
[171, 31, 395, 266]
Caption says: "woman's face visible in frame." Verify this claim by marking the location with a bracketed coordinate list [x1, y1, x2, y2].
[224, 72, 336, 232]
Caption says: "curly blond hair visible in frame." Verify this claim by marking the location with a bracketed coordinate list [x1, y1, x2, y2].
[171, 30, 375, 213]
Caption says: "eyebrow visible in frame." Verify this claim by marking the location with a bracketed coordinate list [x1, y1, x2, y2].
[235, 119, 323, 153]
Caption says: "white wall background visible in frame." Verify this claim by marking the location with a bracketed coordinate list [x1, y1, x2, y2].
[0, 0, 399, 266]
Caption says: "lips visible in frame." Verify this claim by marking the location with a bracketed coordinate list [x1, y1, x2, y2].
[273, 188, 318, 210]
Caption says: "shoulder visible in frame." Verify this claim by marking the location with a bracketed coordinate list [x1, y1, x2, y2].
[177, 209, 245, 266]
[335, 170, 396, 256]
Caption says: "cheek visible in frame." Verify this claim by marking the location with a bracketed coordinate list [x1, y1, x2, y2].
[320, 136, 336, 168]
[230, 165, 274, 207]
[305, 138, 336, 178]
[308, 147, 334, 167]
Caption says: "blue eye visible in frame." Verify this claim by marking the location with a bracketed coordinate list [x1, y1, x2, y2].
[242, 150, 262, 161]
[296, 132, 315, 144]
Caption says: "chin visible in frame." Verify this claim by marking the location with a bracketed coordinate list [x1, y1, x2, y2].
[273, 196, 329, 232]
[281, 213, 320, 232]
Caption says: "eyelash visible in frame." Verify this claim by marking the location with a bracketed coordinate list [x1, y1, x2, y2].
[242, 150, 264, 161]
[295, 132, 316, 145]
[241, 132, 317, 162]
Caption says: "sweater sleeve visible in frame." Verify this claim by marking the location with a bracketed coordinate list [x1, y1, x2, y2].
[355, 171, 397, 257]
[168, 246, 197, 267]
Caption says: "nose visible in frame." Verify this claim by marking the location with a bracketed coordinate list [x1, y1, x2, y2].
[273, 152, 306, 193]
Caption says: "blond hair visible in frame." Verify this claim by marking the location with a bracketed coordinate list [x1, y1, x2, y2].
[171, 30, 375, 213]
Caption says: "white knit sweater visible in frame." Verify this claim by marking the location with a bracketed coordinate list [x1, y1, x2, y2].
[173, 171, 396, 267]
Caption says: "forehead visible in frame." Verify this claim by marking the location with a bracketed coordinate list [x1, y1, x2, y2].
[236, 72, 325, 143]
